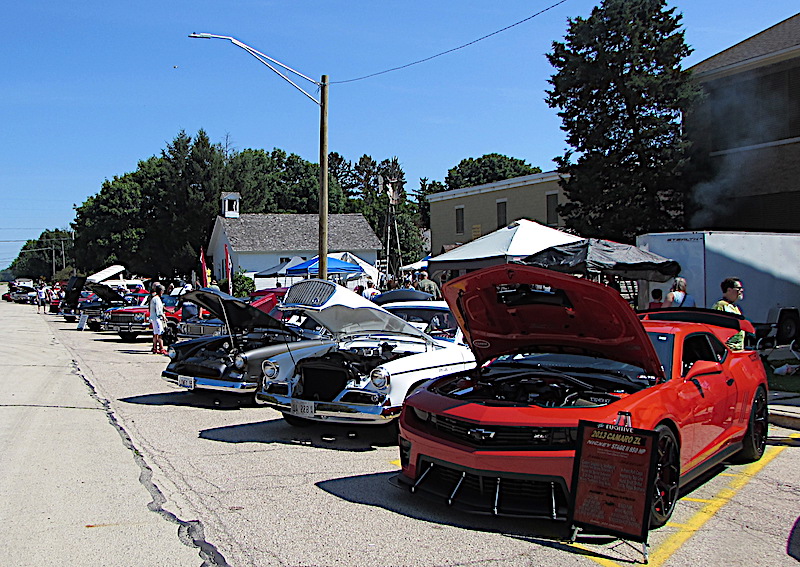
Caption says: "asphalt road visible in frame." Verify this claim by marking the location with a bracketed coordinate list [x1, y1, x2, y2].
[1, 295, 799, 566]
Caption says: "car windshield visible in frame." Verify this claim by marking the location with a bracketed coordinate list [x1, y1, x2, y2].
[489, 352, 654, 387]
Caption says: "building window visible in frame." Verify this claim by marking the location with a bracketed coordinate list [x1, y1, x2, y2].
[496, 199, 507, 229]
[546, 193, 559, 226]
[455, 206, 464, 235]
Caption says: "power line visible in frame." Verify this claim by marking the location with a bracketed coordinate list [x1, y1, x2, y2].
[332, 0, 568, 84]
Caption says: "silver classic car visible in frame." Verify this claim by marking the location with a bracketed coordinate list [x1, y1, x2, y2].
[256, 279, 476, 426]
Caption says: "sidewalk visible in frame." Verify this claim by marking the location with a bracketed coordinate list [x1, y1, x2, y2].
[769, 390, 800, 431]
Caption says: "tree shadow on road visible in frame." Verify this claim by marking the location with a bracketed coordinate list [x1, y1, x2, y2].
[199, 418, 397, 452]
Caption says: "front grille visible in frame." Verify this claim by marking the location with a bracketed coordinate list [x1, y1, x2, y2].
[109, 313, 139, 324]
[297, 367, 348, 401]
[283, 280, 336, 308]
[413, 458, 569, 519]
[420, 413, 578, 450]
[175, 360, 226, 379]
[180, 322, 224, 336]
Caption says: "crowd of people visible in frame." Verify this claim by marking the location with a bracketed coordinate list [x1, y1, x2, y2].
[353, 270, 442, 301]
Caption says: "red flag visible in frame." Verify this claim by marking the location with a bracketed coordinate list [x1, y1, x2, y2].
[199, 248, 209, 287]
[224, 244, 232, 294]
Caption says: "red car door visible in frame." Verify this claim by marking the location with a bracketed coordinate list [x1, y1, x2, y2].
[679, 333, 739, 466]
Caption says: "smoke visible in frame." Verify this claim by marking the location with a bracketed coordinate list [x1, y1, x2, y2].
[689, 70, 787, 227]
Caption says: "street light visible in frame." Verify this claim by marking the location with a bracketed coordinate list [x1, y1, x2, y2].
[188, 33, 329, 280]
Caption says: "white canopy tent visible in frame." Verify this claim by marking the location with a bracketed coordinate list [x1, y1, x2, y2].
[427, 219, 583, 275]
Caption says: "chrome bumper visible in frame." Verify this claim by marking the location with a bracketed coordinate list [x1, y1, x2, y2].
[257, 392, 400, 423]
[104, 323, 149, 333]
[161, 371, 259, 393]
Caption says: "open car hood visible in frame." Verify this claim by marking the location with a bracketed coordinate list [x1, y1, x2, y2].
[281, 279, 432, 341]
[181, 288, 286, 332]
[86, 282, 127, 304]
[443, 264, 664, 377]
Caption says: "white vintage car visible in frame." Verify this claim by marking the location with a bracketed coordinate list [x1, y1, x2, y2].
[256, 280, 476, 426]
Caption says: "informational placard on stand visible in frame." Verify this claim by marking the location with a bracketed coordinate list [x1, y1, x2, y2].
[569, 420, 658, 543]
[77, 314, 89, 331]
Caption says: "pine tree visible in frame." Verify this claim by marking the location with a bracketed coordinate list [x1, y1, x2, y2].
[546, 0, 702, 242]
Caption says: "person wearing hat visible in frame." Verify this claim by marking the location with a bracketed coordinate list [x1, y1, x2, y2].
[416, 271, 441, 300]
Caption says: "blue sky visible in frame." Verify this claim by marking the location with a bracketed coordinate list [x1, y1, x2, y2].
[2, 1, 799, 269]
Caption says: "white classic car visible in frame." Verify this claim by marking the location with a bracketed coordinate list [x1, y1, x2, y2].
[256, 279, 476, 426]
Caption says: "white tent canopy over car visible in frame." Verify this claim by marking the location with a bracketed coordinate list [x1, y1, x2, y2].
[427, 219, 583, 275]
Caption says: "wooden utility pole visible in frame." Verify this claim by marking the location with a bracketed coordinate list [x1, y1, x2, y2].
[318, 75, 329, 280]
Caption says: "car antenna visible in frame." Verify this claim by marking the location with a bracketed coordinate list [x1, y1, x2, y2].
[218, 296, 236, 351]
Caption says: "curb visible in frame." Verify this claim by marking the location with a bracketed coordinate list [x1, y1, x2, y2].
[769, 410, 800, 431]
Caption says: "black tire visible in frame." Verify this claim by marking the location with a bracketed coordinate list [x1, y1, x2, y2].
[736, 387, 768, 463]
[119, 332, 138, 341]
[87, 321, 101, 332]
[777, 313, 799, 344]
[650, 424, 680, 528]
[281, 412, 313, 427]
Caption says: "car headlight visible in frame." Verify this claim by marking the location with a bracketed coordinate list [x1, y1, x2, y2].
[167, 347, 176, 359]
[234, 354, 247, 369]
[412, 407, 429, 422]
[134, 313, 145, 322]
[370, 367, 390, 390]
[262, 360, 279, 379]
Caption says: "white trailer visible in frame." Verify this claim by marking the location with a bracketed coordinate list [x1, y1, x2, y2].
[636, 231, 800, 343]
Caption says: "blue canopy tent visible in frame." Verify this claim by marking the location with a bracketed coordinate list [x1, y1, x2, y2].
[285, 256, 364, 277]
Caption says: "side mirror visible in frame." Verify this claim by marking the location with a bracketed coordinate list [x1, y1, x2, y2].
[684, 359, 723, 380]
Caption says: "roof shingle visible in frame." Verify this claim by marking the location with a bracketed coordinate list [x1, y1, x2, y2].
[691, 13, 800, 76]
[221, 213, 382, 252]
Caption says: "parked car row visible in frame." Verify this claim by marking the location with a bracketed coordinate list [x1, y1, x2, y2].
[28, 264, 771, 530]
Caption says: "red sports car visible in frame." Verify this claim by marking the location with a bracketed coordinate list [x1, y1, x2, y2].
[395, 265, 768, 528]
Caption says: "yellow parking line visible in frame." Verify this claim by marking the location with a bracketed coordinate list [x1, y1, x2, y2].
[647, 443, 788, 567]
[581, 434, 797, 567]
[389, 459, 401, 467]
[681, 497, 714, 503]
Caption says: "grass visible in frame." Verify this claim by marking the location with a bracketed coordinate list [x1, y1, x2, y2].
[763, 358, 800, 394]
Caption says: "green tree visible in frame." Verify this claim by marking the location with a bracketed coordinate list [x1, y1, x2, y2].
[231, 268, 255, 297]
[9, 229, 75, 280]
[444, 153, 540, 191]
[546, 0, 702, 242]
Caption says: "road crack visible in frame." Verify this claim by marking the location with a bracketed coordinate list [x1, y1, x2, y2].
[70, 360, 230, 567]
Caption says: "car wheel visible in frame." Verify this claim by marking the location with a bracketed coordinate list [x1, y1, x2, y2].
[87, 321, 101, 331]
[281, 412, 313, 427]
[119, 332, 138, 341]
[777, 313, 800, 344]
[735, 387, 768, 463]
[650, 424, 680, 528]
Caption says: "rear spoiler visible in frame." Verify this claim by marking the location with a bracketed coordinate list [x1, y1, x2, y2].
[638, 308, 755, 334]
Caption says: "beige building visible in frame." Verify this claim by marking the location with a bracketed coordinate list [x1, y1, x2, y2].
[427, 171, 568, 255]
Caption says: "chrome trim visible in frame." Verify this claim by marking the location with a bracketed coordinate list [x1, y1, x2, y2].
[161, 372, 258, 393]
[256, 393, 399, 422]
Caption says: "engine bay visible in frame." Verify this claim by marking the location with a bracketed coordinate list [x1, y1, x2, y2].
[432, 368, 640, 408]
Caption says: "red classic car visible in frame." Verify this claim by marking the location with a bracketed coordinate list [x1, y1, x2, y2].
[102, 294, 182, 341]
[395, 265, 768, 528]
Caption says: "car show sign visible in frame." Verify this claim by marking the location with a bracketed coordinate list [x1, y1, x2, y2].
[569, 420, 658, 543]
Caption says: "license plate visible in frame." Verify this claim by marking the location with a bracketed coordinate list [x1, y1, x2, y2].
[178, 376, 195, 389]
[291, 399, 315, 417]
